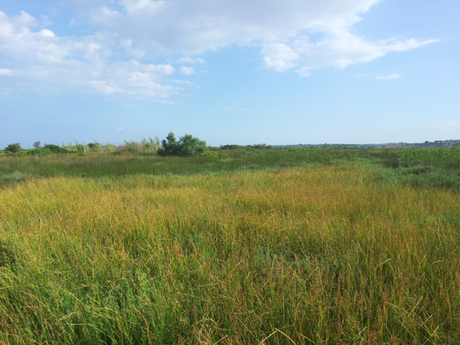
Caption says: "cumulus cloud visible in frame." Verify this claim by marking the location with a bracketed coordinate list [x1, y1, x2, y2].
[0, 10, 177, 98]
[377, 74, 401, 80]
[0, 0, 439, 96]
[85, 0, 438, 75]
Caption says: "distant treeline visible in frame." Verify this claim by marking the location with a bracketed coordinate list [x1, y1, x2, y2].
[276, 139, 460, 149]
[219, 144, 272, 150]
[0, 137, 276, 157]
[2, 137, 459, 157]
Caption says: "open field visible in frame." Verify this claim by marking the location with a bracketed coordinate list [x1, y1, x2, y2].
[1, 148, 460, 344]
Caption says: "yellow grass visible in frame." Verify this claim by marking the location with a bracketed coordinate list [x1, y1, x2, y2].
[0, 163, 459, 344]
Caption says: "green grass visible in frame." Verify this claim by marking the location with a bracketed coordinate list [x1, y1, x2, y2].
[1, 147, 458, 191]
[0, 147, 383, 178]
[0, 148, 459, 344]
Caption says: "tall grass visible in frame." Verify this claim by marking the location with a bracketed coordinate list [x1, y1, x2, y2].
[0, 164, 459, 344]
[0, 148, 392, 180]
[66, 141, 116, 154]
[398, 147, 460, 170]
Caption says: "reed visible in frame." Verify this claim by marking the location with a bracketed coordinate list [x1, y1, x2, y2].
[0, 163, 459, 344]
[398, 147, 460, 170]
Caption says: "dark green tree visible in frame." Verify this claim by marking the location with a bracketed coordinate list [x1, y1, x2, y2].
[160, 132, 206, 156]
[43, 144, 69, 153]
[5, 143, 21, 153]
[161, 132, 180, 155]
[178, 134, 206, 155]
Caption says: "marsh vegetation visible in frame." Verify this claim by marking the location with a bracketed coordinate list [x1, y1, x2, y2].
[0, 146, 459, 344]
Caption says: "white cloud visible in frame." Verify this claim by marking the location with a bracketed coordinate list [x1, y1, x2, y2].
[90, 81, 124, 94]
[0, 0, 439, 97]
[85, 0, 437, 76]
[180, 66, 195, 75]
[377, 74, 401, 80]
[85, 61, 175, 97]
[39, 29, 55, 38]
[120, 38, 146, 58]
[177, 57, 205, 64]
[0, 68, 15, 76]
[295, 67, 311, 77]
[261, 35, 438, 75]
[262, 43, 299, 72]
[0, 10, 178, 98]
[170, 79, 194, 85]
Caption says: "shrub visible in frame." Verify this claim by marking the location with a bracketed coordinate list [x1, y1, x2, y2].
[178, 134, 207, 155]
[26, 148, 54, 156]
[104, 143, 115, 153]
[87, 142, 103, 152]
[159, 132, 207, 156]
[33, 141, 41, 148]
[249, 144, 272, 149]
[200, 151, 219, 158]
[160, 132, 180, 155]
[124, 141, 140, 153]
[220, 145, 243, 150]
[43, 144, 69, 154]
[5, 143, 21, 153]
[71, 142, 89, 153]
[141, 137, 161, 152]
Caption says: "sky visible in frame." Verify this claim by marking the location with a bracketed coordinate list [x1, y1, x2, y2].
[0, 0, 459, 148]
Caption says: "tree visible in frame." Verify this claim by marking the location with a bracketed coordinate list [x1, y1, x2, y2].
[161, 132, 180, 155]
[43, 144, 69, 153]
[178, 134, 206, 155]
[33, 141, 41, 148]
[160, 132, 206, 156]
[5, 143, 21, 153]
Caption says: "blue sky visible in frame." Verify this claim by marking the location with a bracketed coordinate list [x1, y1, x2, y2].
[0, 0, 459, 148]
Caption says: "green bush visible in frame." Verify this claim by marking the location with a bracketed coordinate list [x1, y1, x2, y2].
[87, 143, 100, 152]
[200, 151, 219, 158]
[5, 143, 21, 153]
[43, 144, 69, 154]
[220, 144, 243, 150]
[124, 141, 140, 153]
[178, 134, 207, 155]
[141, 137, 161, 152]
[160, 132, 207, 156]
[25, 148, 54, 156]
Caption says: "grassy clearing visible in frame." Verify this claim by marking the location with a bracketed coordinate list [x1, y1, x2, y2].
[0, 159, 459, 344]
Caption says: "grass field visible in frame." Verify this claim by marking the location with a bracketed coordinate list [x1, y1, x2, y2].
[0, 148, 459, 344]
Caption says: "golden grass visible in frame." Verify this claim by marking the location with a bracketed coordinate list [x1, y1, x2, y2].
[0, 163, 459, 344]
